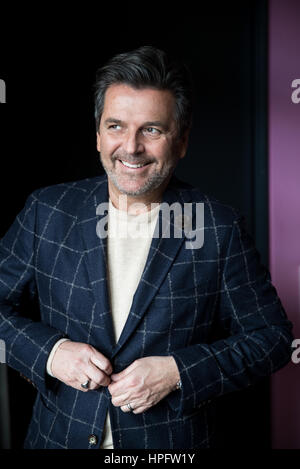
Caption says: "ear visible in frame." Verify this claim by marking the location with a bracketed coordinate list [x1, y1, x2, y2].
[178, 129, 190, 159]
[96, 131, 101, 152]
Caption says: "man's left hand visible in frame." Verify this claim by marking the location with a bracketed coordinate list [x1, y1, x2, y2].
[108, 356, 180, 414]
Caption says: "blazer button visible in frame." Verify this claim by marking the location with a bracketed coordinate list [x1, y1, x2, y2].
[88, 434, 98, 445]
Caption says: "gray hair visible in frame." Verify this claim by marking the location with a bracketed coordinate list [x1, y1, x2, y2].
[94, 46, 193, 138]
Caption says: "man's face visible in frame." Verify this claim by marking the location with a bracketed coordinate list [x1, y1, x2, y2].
[97, 84, 188, 198]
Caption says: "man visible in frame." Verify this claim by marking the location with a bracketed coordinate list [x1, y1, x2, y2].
[0, 46, 293, 449]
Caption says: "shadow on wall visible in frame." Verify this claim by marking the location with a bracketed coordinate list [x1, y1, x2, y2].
[0, 365, 11, 449]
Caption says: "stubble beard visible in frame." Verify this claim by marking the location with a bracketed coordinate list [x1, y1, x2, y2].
[100, 153, 177, 196]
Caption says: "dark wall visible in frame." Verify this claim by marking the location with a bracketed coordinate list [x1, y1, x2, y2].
[0, 2, 269, 448]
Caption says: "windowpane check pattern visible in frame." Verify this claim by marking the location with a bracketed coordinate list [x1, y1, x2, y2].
[0, 175, 293, 449]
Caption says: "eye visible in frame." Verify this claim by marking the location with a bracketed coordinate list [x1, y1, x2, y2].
[108, 124, 121, 131]
[144, 127, 161, 136]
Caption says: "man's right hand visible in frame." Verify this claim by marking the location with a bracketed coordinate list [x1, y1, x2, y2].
[51, 341, 113, 392]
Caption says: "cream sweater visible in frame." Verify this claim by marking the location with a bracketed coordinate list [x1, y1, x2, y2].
[100, 199, 160, 448]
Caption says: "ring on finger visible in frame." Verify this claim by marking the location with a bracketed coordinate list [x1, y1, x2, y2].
[81, 379, 90, 389]
[121, 403, 134, 412]
[127, 402, 133, 412]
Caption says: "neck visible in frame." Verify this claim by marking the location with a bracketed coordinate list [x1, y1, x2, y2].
[108, 178, 171, 215]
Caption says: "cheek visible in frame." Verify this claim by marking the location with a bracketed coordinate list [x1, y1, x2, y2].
[155, 144, 174, 163]
[160, 135, 179, 155]
[151, 139, 172, 158]
[100, 136, 122, 155]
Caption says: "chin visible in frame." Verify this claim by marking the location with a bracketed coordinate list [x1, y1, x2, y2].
[109, 171, 169, 197]
[118, 185, 148, 196]
[114, 178, 147, 195]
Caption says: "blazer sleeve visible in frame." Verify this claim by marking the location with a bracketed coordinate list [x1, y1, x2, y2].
[168, 215, 294, 415]
[0, 192, 66, 396]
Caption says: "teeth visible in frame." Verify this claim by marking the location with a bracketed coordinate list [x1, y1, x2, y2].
[121, 160, 146, 169]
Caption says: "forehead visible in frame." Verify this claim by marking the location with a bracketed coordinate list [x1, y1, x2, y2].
[102, 84, 176, 122]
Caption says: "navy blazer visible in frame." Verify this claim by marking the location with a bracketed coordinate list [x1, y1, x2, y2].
[0, 174, 293, 449]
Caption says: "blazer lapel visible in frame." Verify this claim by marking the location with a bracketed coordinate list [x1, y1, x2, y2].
[76, 176, 116, 355]
[112, 176, 191, 357]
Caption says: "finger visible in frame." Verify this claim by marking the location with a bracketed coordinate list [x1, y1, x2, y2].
[120, 402, 137, 413]
[120, 401, 148, 414]
[108, 375, 133, 397]
[110, 372, 124, 382]
[90, 352, 113, 375]
[120, 404, 131, 413]
[132, 405, 148, 415]
[86, 363, 111, 387]
[76, 377, 93, 392]
[76, 377, 109, 392]
[119, 394, 147, 410]
[86, 377, 109, 390]
[110, 361, 137, 381]
[110, 391, 132, 407]
[85, 380, 104, 391]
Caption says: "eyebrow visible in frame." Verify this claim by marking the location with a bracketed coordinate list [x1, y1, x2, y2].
[143, 121, 168, 131]
[104, 117, 168, 131]
[104, 118, 123, 126]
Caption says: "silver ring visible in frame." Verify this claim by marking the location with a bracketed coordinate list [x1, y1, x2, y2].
[127, 402, 133, 412]
[81, 379, 90, 389]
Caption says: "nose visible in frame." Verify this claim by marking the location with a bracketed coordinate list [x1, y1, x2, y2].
[123, 129, 144, 155]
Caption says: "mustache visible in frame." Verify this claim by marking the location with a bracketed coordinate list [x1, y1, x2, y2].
[112, 152, 155, 165]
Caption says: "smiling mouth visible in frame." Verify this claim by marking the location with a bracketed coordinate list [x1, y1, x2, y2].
[118, 160, 151, 169]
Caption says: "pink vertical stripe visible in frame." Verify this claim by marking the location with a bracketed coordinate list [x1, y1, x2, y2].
[269, 0, 300, 449]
